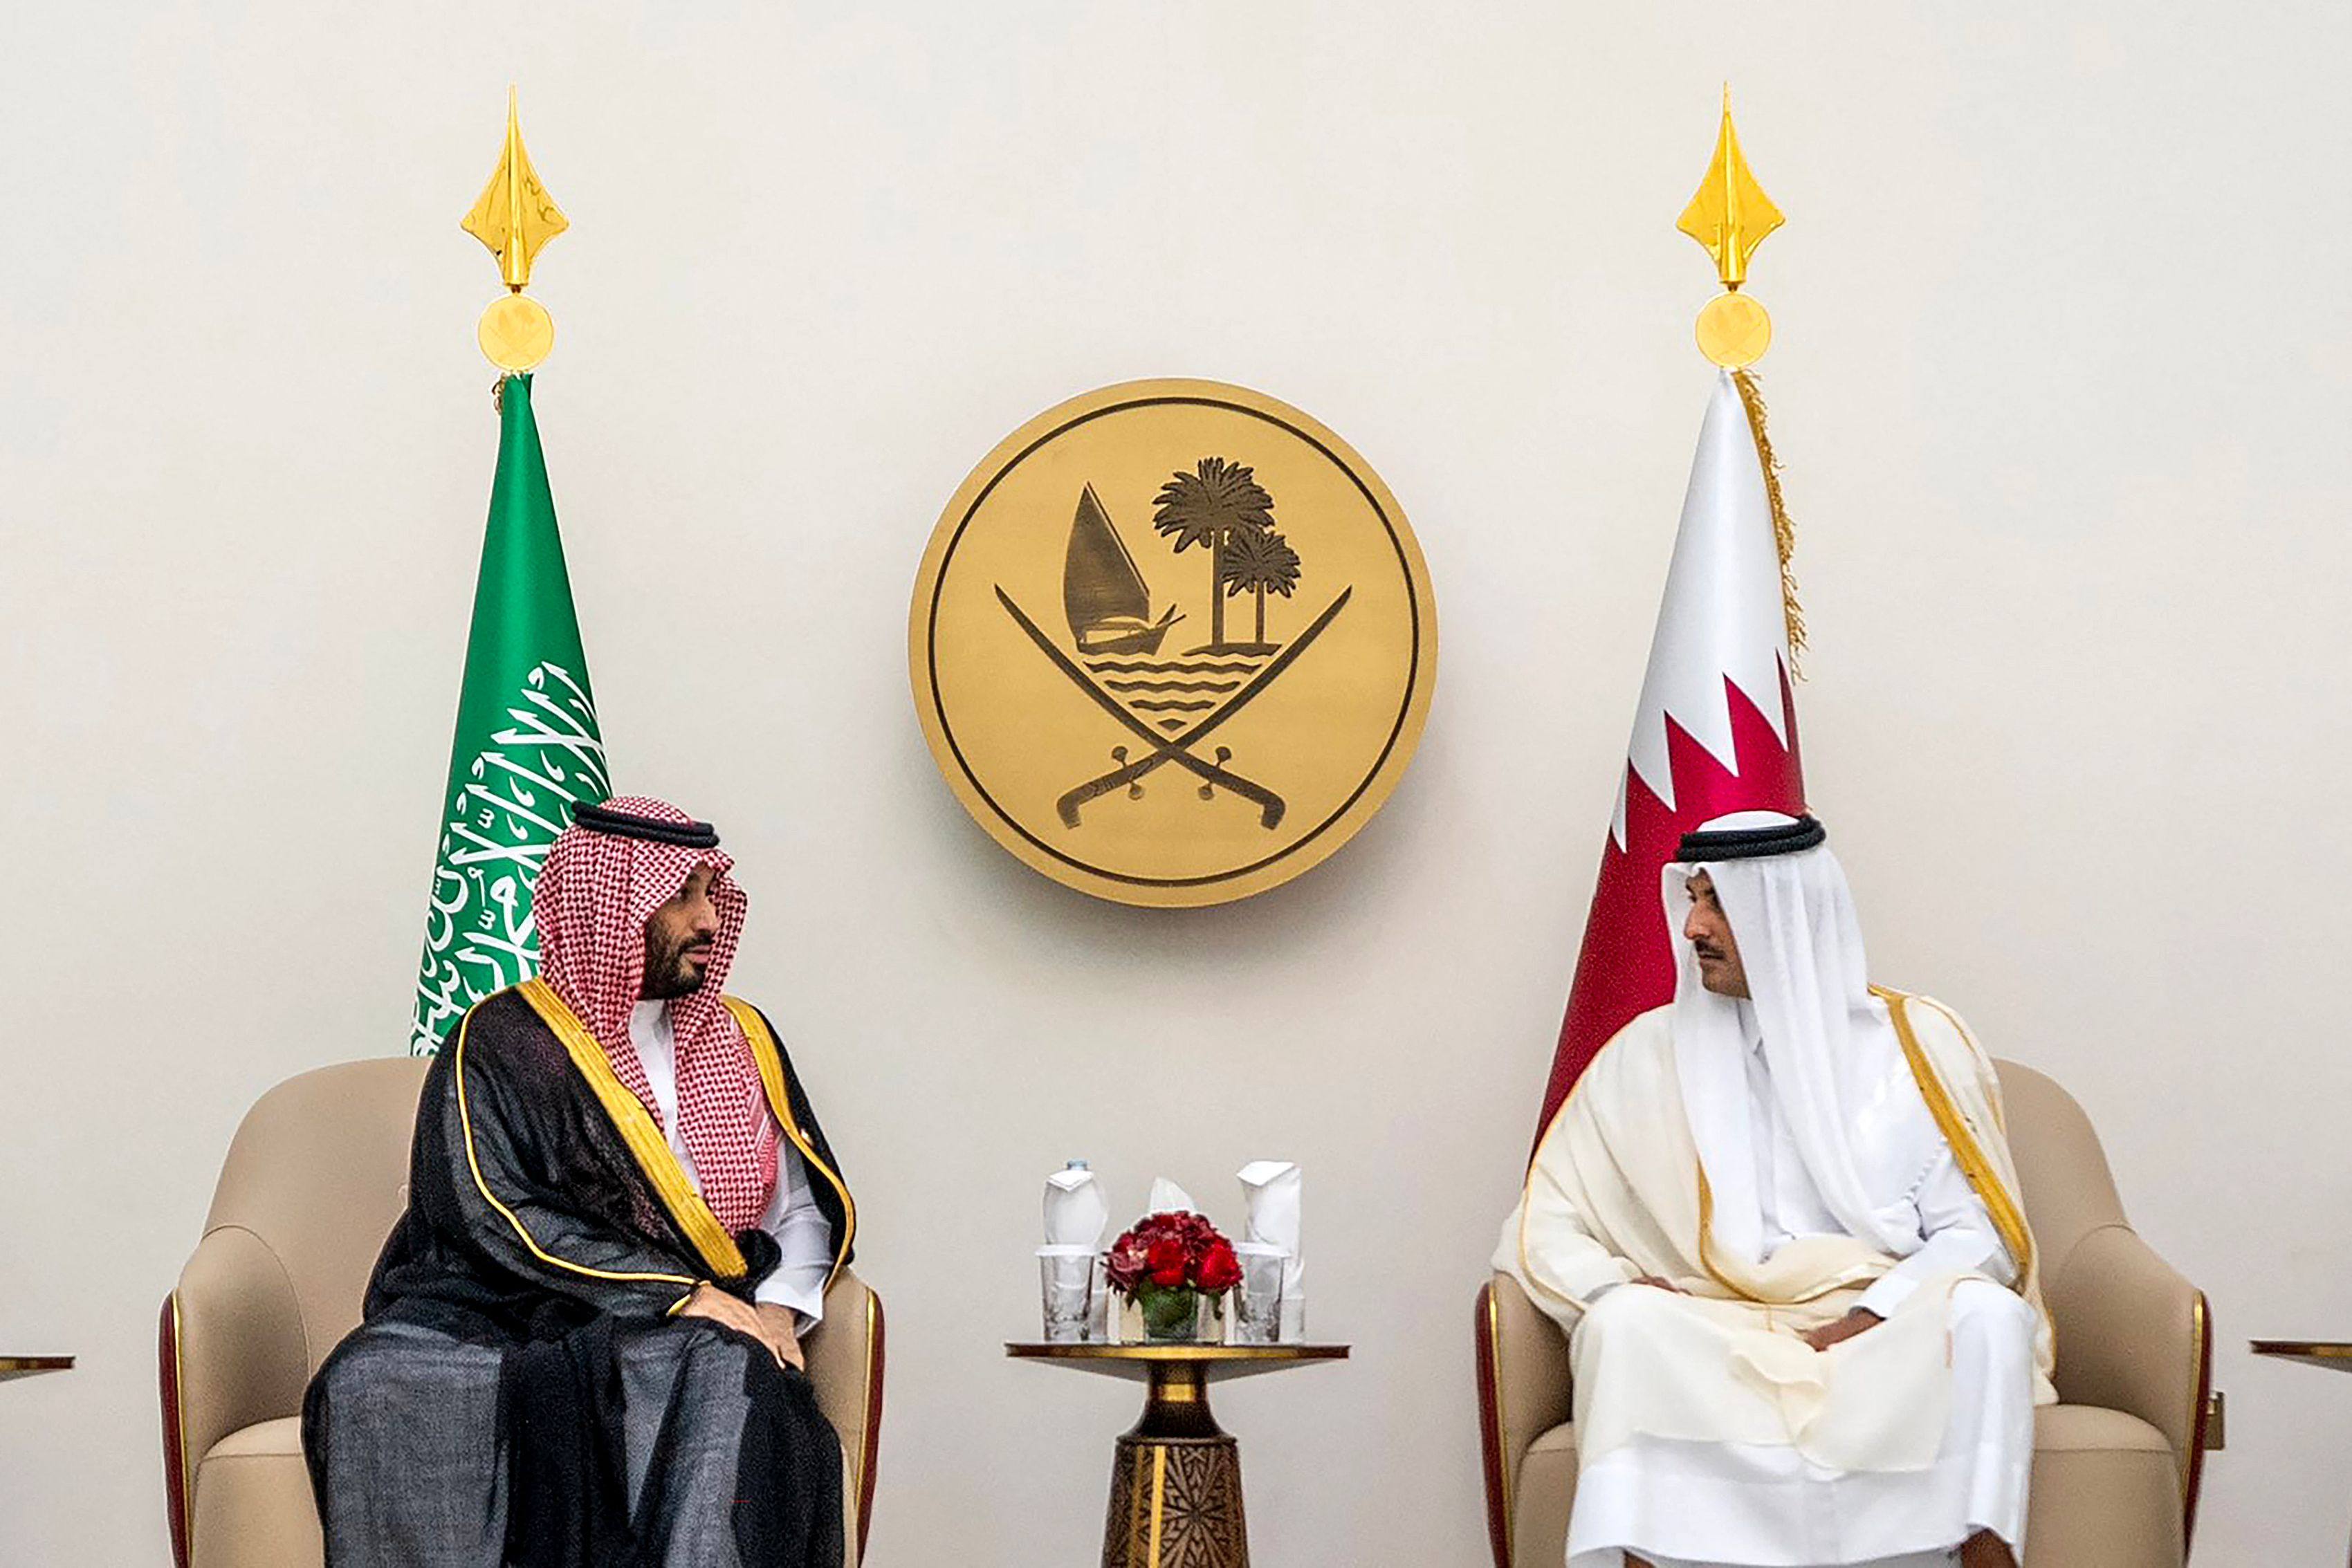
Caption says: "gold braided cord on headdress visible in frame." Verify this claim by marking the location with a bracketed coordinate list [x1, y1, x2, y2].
[1731, 369, 1806, 677]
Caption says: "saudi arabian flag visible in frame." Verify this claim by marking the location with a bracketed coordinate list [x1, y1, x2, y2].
[410, 373, 609, 1054]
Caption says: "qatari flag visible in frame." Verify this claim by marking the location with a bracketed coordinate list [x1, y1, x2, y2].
[1535, 369, 1808, 1138]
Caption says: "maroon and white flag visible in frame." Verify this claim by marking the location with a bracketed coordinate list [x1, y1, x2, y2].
[1536, 371, 1808, 1136]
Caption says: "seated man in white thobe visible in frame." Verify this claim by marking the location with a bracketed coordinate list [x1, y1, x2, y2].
[1496, 812, 2052, 1568]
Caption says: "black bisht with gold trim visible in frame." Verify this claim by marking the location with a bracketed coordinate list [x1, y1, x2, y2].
[302, 982, 854, 1568]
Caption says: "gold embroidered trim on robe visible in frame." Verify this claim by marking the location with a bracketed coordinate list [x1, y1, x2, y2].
[516, 978, 751, 1281]
[454, 995, 708, 1291]
[1696, 1162, 1747, 1299]
[1874, 986, 2035, 1280]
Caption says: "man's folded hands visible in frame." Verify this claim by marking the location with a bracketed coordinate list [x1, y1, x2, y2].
[679, 1282, 805, 1372]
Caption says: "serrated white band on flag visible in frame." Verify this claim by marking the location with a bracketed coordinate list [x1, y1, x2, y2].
[1613, 371, 1794, 846]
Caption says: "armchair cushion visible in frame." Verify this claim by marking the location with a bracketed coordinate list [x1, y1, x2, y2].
[2021, 1407, 2183, 1567]
[188, 1419, 319, 1568]
[1509, 1425, 1579, 1568]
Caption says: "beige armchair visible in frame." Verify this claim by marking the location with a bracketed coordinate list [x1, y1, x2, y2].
[1476, 1059, 2212, 1568]
[158, 1058, 885, 1568]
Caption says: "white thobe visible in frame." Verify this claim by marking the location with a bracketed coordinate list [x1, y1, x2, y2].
[1566, 1006, 2037, 1568]
[629, 1000, 835, 1327]
[1733, 1002, 2012, 1324]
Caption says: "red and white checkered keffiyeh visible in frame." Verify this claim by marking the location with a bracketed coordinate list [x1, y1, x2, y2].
[535, 794, 778, 1232]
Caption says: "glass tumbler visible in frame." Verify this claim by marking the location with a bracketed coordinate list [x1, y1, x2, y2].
[1038, 1246, 1096, 1343]
[1231, 1242, 1287, 1345]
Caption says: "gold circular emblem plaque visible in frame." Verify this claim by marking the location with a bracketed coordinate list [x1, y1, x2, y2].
[910, 380, 1437, 907]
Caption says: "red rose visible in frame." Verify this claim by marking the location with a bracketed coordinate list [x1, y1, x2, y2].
[1195, 1240, 1241, 1293]
[1105, 1230, 1151, 1294]
[1146, 1238, 1190, 1288]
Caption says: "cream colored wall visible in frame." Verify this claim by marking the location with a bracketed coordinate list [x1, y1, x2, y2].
[3, 3, 2344, 1562]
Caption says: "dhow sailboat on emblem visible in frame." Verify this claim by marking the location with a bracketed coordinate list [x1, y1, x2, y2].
[1062, 485, 1182, 656]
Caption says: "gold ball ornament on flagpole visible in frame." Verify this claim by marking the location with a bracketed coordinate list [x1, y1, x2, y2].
[1678, 88, 1784, 369]
[478, 294, 555, 373]
[1694, 291, 1771, 370]
[461, 88, 568, 374]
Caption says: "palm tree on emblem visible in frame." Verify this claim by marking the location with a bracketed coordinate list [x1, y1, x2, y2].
[1220, 528, 1303, 655]
[1153, 457, 1275, 654]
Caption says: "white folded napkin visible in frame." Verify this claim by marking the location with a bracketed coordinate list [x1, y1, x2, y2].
[1237, 1161, 1304, 1339]
[1145, 1177, 1197, 1215]
[1044, 1163, 1109, 1250]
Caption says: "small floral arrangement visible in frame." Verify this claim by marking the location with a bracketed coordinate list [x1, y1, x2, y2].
[1105, 1210, 1242, 1342]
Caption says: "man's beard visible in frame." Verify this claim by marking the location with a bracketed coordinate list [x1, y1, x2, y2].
[1695, 953, 1749, 998]
[640, 934, 712, 999]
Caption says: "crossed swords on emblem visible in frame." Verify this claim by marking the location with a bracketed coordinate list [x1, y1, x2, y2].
[993, 586, 1353, 831]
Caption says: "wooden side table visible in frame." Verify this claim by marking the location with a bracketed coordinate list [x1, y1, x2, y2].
[2252, 1340, 2352, 1565]
[1007, 1341, 1348, 1568]
[0, 1356, 73, 1385]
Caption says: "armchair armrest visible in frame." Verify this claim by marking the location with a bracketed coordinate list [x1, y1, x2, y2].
[802, 1268, 884, 1562]
[173, 1225, 314, 1451]
[1477, 1274, 1574, 1568]
[162, 1225, 312, 1568]
[2041, 1223, 2213, 1540]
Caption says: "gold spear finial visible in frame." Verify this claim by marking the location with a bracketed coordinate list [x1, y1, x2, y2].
[1678, 86, 1783, 368]
[461, 87, 567, 373]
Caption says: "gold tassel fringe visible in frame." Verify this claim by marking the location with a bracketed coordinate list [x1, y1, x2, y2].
[1731, 367, 1807, 678]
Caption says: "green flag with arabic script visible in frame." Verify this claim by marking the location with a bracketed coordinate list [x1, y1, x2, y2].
[410, 373, 608, 1053]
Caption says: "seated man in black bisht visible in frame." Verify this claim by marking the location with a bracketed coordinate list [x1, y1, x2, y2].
[306, 796, 855, 1568]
